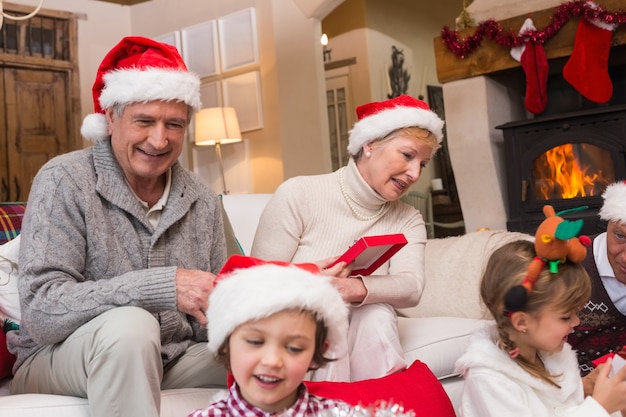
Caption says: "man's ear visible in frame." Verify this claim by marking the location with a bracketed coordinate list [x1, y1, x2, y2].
[509, 311, 529, 333]
[104, 108, 115, 135]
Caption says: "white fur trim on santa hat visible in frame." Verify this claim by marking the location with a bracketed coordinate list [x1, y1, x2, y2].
[347, 106, 444, 155]
[599, 181, 626, 224]
[100, 68, 201, 111]
[207, 264, 349, 357]
[80, 113, 109, 142]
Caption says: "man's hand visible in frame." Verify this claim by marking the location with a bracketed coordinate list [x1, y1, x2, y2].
[175, 269, 217, 326]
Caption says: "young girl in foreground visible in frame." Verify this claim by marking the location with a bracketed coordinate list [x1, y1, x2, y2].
[187, 257, 350, 417]
[456, 239, 626, 417]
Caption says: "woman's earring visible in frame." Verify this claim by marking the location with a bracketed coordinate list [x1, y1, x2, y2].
[365, 151, 372, 158]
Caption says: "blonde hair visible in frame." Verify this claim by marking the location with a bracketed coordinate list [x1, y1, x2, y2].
[480, 239, 591, 387]
[353, 126, 441, 161]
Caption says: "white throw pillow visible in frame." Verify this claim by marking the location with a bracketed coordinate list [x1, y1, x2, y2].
[0, 235, 21, 323]
[398, 230, 534, 320]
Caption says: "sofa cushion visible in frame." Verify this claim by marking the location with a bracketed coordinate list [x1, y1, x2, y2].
[0, 388, 228, 417]
[0, 203, 26, 245]
[0, 235, 20, 379]
[398, 230, 534, 320]
[0, 236, 20, 324]
[220, 193, 273, 255]
[399, 316, 489, 379]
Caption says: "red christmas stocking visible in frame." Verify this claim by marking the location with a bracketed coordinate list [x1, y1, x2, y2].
[563, 15, 616, 103]
[511, 18, 549, 114]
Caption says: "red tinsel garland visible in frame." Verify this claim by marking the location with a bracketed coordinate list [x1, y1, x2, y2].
[441, 0, 626, 59]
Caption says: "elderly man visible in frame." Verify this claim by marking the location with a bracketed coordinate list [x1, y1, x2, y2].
[568, 181, 626, 391]
[7, 37, 227, 417]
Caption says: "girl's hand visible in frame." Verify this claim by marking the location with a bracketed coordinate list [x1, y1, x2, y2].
[582, 366, 600, 397]
[592, 357, 626, 414]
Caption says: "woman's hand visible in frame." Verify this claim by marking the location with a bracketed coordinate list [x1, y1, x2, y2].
[316, 257, 352, 278]
[316, 257, 367, 304]
[330, 276, 367, 304]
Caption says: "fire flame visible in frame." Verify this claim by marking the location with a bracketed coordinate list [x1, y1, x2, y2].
[533, 144, 610, 200]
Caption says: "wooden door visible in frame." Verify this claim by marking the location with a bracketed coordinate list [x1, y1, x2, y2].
[3, 67, 70, 201]
[0, 4, 80, 202]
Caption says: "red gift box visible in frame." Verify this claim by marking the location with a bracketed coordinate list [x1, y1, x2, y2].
[592, 346, 626, 368]
[330, 233, 408, 276]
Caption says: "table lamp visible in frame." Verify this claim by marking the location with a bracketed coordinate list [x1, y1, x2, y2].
[194, 107, 242, 194]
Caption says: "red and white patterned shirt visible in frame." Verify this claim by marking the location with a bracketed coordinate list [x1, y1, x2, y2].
[188, 383, 347, 417]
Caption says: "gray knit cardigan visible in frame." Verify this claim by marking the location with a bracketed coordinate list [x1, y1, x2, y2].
[7, 140, 227, 371]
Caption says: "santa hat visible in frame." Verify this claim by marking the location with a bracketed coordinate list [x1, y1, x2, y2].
[599, 181, 626, 225]
[207, 255, 349, 356]
[347, 95, 444, 155]
[81, 36, 201, 142]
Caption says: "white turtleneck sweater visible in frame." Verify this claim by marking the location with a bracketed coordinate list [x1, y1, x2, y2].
[250, 158, 426, 308]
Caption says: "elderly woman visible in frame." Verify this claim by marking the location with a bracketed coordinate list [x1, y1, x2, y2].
[250, 95, 444, 382]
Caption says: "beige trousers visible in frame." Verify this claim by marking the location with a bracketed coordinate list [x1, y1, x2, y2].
[10, 306, 226, 417]
[311, 302, 406, 382]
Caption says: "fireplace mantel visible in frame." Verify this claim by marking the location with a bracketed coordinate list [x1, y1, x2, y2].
[434, 0, 626, 84]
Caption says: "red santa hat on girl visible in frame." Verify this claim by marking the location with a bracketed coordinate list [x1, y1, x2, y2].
[207, 255, 349, 357]
[599, 181, 626, 225]
[347, 94, 444, 155]
[80, 36, 201, 142]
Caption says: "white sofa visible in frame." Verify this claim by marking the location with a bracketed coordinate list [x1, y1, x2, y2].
[0, 193, 533, 416]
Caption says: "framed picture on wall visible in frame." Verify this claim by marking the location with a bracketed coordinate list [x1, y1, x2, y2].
[218, 8, 259, 71]
[181, 20, 220, 77]
[222, 71, 263, 132]
[199, 81, 222, 108]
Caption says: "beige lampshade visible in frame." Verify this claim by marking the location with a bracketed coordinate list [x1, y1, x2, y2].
[194, 107, 242, 146]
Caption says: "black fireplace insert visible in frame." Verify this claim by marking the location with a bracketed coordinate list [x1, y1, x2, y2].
[497, 105, 626, 235]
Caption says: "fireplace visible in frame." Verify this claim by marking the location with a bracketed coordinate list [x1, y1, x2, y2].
[433, 0, 626, 233]
[497, 105, 626, 235]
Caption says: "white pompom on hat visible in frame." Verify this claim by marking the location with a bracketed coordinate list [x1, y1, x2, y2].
[347, 94, 445, 155]
[80, 36, 201, 142]
[599, 181, 626, 224]
[207, 256, 349, 357]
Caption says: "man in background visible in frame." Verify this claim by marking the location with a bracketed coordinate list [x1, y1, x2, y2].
[568, 181, 626, 393]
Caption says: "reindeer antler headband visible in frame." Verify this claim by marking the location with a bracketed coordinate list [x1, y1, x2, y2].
[504, 205, 591, 313]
